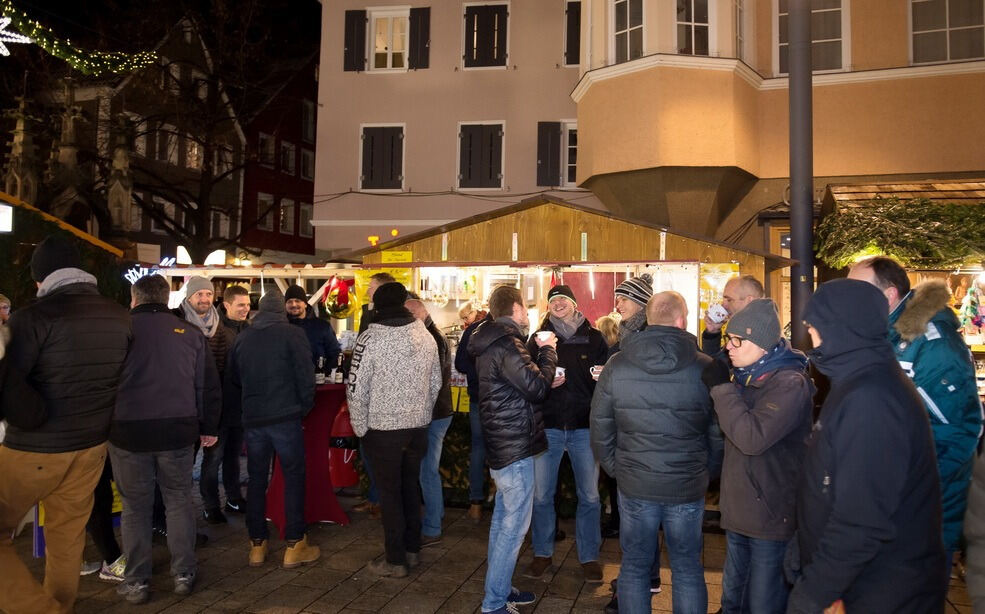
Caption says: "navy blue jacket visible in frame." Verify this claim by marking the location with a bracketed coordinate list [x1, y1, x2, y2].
[111, 304, 221, 452]
[289, 312, 341, 369]
[229, 311, 315, 427]
[455, 313, 492, 398]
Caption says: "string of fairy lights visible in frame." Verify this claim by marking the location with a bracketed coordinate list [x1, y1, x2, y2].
[0, 0, 155, 75]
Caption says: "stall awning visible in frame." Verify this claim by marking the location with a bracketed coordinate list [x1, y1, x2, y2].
[825, 180, 985, 209]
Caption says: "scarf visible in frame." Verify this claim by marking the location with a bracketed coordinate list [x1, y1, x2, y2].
[618, 310, 647, 344]
[549, 311, 585, 340]
[36, 268, 98, 298]
[732, 338, 808, 388]
[182, 300, 220, 338]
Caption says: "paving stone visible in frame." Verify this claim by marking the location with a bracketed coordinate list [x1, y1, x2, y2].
[244, 585, 325, 613]
[532, 596, 575, 613]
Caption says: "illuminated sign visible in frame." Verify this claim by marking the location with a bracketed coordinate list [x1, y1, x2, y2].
[123, 257, 176, 284]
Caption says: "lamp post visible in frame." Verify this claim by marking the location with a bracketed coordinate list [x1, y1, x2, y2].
[788, 0, 815, 351]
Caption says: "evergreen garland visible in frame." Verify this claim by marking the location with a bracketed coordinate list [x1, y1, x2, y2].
[815, 197, 985, 269]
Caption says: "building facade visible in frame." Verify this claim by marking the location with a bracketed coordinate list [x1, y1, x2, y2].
[315, 0, 604, 255]
[573, 0, 985, 249]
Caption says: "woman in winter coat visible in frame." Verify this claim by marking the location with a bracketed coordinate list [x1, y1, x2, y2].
[702, 299, 813, 614]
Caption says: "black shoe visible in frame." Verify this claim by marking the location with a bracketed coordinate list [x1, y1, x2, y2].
[224, 498, 247, 514]
[204, 508, 228, 524]
[554, 529, 566, 542]
[650, 576, 662, 594]
[604, 595, 619, 614]
[602, 525, 619, 539]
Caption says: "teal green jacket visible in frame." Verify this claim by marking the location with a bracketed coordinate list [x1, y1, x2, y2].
[889, 280, 983, 551]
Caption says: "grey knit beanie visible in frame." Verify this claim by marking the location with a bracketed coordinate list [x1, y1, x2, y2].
[728, 299, 781, 350]
[183, 276, 214, 296]
[614, 273, 653, 307]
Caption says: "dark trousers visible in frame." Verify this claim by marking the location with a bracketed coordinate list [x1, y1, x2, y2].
[362, 426, 428, 566]
[86, 459, 122, 564]
[200, 424, 244, 509]
[108, 444, 197, 583]
[604, 468, 619, 530]
[246, 419, 306, 541]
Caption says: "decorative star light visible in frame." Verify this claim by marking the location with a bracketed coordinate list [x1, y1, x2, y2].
[0, 16, 31, 56]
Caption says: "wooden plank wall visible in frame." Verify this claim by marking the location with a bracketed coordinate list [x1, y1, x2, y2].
[362, 203, 765, 279]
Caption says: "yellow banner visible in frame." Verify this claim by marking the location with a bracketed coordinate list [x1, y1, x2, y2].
[353, 268, 415, 330]
[381, 251, 413, 264]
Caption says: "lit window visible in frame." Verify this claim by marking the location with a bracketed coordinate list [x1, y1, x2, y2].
[371, 9, 409, 70]
[185, 137, 201, 170]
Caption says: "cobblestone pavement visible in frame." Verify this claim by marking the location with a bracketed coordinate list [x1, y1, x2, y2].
[13, 499, 974, 613]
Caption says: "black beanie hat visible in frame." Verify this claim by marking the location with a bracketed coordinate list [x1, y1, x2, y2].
[373, 282, 408, 310]
[31, 235, 82, 282]
[259, 290, 286, 313]
[284, 284, 307, 302]
[547, 285, 577, 306]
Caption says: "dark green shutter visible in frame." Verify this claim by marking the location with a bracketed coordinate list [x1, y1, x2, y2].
[343, 10, 366, 72]
[565, 2, 581, 65]
[536, 122, 562, 186]
[409, 7, 430, 69]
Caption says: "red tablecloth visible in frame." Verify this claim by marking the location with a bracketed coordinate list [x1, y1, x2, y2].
[266, 384, 350, 537]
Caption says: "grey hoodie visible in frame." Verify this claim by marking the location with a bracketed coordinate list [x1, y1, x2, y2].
[347, 318, 442, 436]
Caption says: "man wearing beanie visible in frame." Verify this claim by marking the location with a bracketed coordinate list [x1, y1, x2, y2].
[524, 285, 608, 583]
[700, 298, 812, 613]
[227, 290, 319, 569]
[787, 279, 945, 613]
[347, 282, 441, 577]
[285, 284, 341, 369]
[175, 276, 240, 524]
[591, 291, 722, 614]
[1, 235, 131, 613]
[610, 273, 653, 355]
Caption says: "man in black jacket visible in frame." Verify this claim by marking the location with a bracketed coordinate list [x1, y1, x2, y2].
[469, 285, 557, 614]
[285, 284, 341, 369]
[0, 235, 131, 614]
[591, 291, 722, 614]
[406, 296, 454, 546]
[455, 309, 493, 522]
[524, 285, 608, 583]
[109, 274, 221, 604]
[789, 279, 946, 613]
[228, 290, 319, 569]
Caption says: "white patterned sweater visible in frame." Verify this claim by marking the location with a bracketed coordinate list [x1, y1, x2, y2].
[346, 318, 442, 437]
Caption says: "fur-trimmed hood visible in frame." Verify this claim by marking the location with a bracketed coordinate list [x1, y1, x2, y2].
[892, 279, 954, 341]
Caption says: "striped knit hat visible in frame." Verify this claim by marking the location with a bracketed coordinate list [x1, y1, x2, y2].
[614, 273, 653, 307]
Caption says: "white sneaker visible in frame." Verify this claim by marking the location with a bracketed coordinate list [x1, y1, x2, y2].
[80, 560, 101, 576]
[99, 555, 126, 582]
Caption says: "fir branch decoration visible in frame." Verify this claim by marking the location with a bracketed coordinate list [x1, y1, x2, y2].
[815, 197, 985, 269]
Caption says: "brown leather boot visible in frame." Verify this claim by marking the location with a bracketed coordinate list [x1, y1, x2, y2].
[248, 539, 268, 567]
[283, 534, 321, 569]
[524, 555, 552, 579]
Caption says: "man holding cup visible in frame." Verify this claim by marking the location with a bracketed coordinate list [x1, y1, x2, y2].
[701, 275, 765, 356]
[525, 285, 609, 583]
[468, 285, 558, 614]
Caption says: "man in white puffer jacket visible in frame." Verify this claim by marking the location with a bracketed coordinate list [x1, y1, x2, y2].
[347, 281, 441, 578]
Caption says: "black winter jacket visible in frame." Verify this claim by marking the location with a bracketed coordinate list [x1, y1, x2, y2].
[711, 367, 812, 541]
[289, 312, 341, 368]
[590, 325, 723, 504]
[110, 304, 221, 452]
[228, 311, 315, 428]
[469, 318, 557, 470]
[527, 316, 608, 430]
[425, 317, 453, 420]
[5, 282, 131, 453]
[788, 279, 946, 614]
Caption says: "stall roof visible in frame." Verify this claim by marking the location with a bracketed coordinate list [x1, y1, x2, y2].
[348, 195, 793, 274]
[156, 261, 360, 279]
[825, 180, 985, 209]
[0, 190, 124, 257]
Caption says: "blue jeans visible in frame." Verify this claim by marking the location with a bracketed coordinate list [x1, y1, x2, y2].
[420, 416, 452, 537]
[532, 428, 601, 562]
[482, 456, 535, 612]
[721, 531, 789, 614]
[469, 402, 487, 501]
[618, 493, 706, 614]
[245, 419, 306, 541]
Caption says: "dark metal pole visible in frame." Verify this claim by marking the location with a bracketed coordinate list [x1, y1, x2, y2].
[788, 0, 815, 351]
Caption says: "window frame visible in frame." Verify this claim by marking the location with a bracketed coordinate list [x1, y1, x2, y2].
[158, 124, 179, 165]
[300, 148, 315, 181]
[210, 210, 230, 240]
[302, 99, 316, 142]
[909, 0, 985, 65]
[457, 120, 506, 191]
[258, 132, 275, 168]
[256, 192, 275, 231]
[734, 0, 746, 61]
[562, 120, 579, 188]
[676, 0, 716, 57]
[359, 122, 406, 192]
[299, 202, 314, 238]
[609, 0, 645, 65]
[280, 141, 297, 176]
[151, 196, 176, 234]
[462, 2, 511, 70]
[279, 198, 296, 235]
[773, 0, 851, 76]
[185, 136, 202, 170]
[368, 7, 411, 72]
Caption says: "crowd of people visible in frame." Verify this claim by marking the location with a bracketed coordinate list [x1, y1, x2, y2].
[2, 234, 985, 614]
